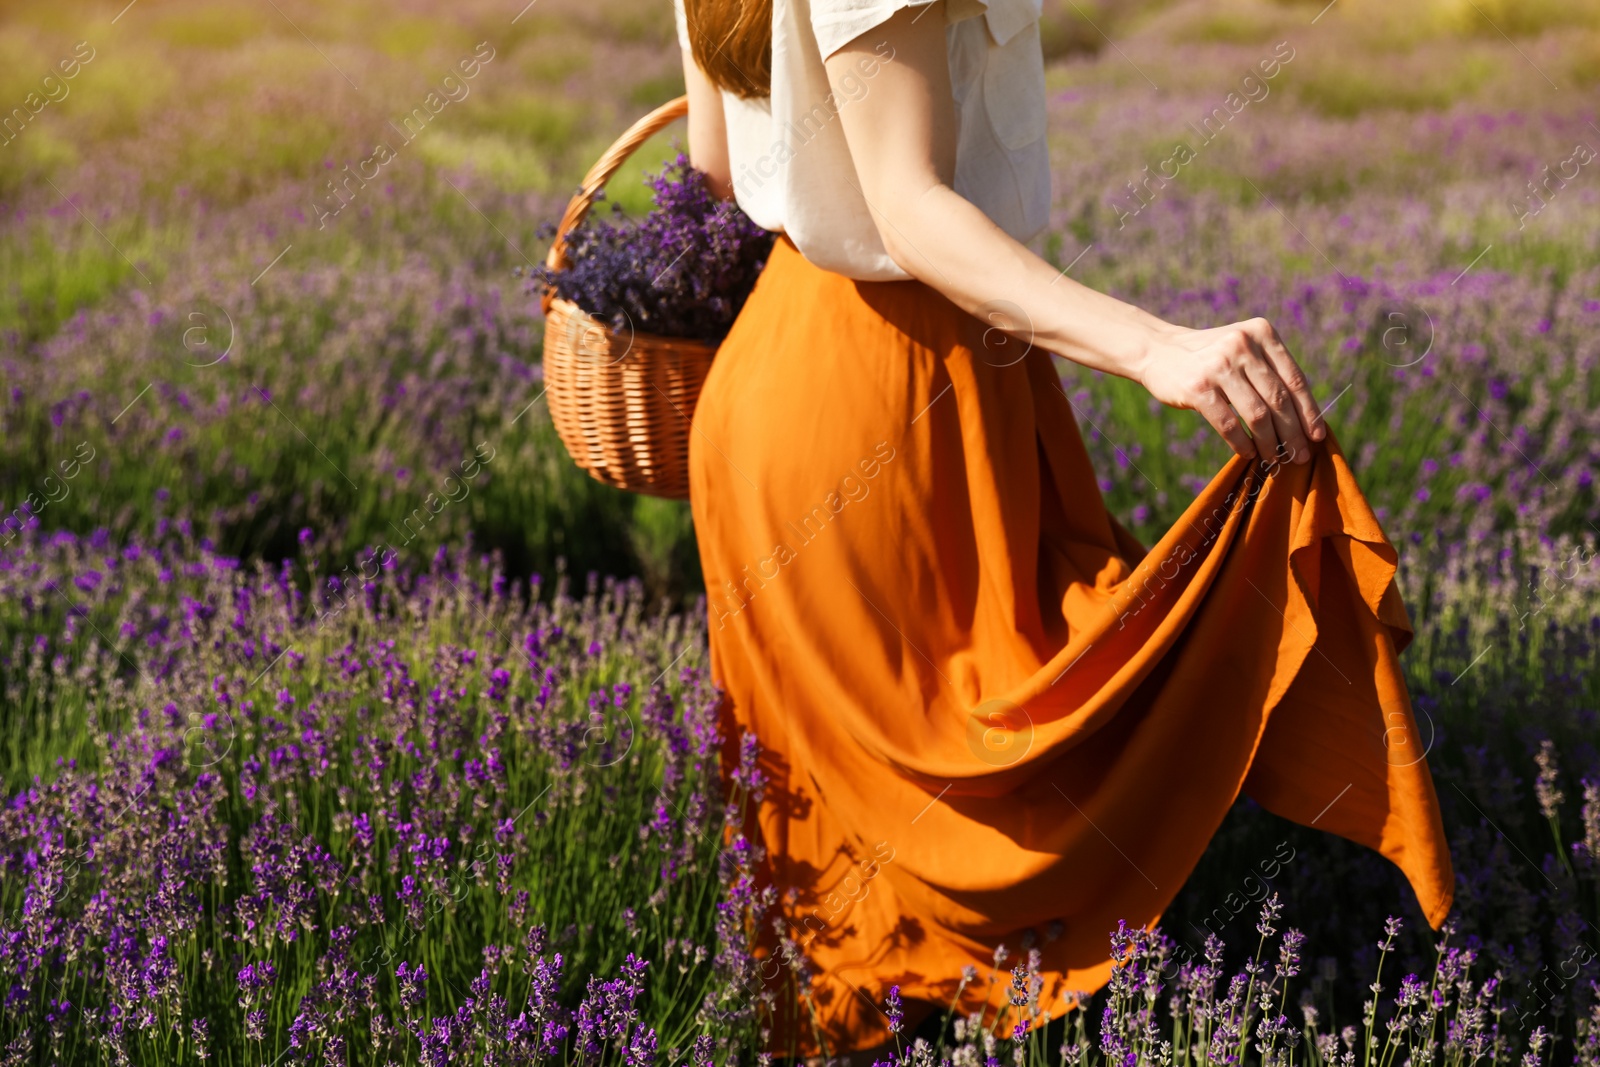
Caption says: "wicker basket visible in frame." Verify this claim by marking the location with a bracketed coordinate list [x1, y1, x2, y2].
[538, 95, 715, 501]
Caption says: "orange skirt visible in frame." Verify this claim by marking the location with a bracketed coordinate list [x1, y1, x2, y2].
[687, 234, 1454, 1056]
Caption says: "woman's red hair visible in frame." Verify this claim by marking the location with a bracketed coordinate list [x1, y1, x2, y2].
[683, 0, 772, 97]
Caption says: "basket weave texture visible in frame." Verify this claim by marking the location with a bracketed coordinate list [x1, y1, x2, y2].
[539, 95, 715, 501]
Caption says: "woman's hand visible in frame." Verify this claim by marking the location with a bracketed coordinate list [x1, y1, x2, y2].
[1135, 317, 1325, 465]
[821, 2, 1329, 448]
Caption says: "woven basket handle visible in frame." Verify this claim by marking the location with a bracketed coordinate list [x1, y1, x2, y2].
[540, 94, 690, 316]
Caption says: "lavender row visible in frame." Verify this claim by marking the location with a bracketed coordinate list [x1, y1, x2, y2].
[4, 525, 1598, 1063]
[1, 526, 773, 1064]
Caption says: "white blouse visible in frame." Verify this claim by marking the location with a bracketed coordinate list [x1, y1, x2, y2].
[673, 0, 1050, 281]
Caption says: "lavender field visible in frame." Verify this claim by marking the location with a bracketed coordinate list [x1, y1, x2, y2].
[2, 0, 1600, 1062]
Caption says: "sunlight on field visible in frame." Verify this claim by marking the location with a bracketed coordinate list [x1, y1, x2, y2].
[1, 0, 1598, 1059]
[0, 0, 1595, 568]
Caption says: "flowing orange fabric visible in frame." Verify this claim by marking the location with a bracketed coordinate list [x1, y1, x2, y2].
[687, 234, 1454, 1056]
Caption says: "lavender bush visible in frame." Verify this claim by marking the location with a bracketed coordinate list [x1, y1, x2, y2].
[859, 900, 1596, 1067]
[530, 154, 775, 342]
[0, 527, 774, 1064]
[3, 523, 1597, 1065]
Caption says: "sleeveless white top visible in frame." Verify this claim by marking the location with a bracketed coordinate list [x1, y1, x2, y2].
[673, 0, 1050, 281]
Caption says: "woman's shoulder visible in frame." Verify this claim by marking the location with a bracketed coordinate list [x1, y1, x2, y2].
[804, 0, 1040, 61]
[805, 0, 981, 61]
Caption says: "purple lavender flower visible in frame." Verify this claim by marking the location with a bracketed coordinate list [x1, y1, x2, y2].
[1278, 929, 1305, 978]
[397, 961, 428, 1013]
[190, 1017, 210, 1060]
[531, 153, 775, 342]
[1256, 893, 1283, 938]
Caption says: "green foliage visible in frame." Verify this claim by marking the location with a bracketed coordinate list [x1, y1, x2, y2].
[147, 4, 273, 48]
[1291, 54, 1496, 117]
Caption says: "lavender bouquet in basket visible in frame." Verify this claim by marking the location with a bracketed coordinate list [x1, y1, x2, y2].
[532, 152, 775, 344]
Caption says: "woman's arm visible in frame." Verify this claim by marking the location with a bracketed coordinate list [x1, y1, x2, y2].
[823, 2, 1324, 464]
[682, 46, 736, 200]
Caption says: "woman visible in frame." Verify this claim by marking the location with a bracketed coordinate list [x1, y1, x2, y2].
[673, 0, 1455, 1058]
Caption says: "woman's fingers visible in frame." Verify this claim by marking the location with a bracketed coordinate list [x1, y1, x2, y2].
[1248, 318, 1324, 443]
[1142, 317, 1324, 467]
[1194, 387, 1258, 460]
[1241, 355, 1312, 465]
[1218, 368, 1281, 462]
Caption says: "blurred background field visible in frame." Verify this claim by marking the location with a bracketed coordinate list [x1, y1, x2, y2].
[3, 0, 1600, 575]
[2, 0, 1598, 585]
[2, 0, 1600, 1061]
